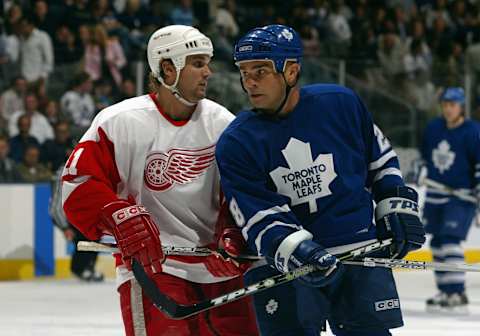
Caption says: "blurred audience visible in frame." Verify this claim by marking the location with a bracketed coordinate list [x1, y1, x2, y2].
[60, 72, 95, 135]
[17, 144, 52, 183]
[0, 135, 23, 182]
[9, 92, 53, 144]
[40, 121, 75, 172]
[8, 114, 39, 163]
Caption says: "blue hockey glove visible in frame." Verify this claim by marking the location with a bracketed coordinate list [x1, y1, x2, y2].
[375, 186, 426, 259]
[271, 230, 344, 287]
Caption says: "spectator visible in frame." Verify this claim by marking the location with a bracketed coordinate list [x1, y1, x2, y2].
[427, 15, 453, 55]
[64, 0, 93, 30]
[32, 0, 57, 38]
[170, 0, 195, 26]
[83, 24, 126, 88]
[0, 135, 23, 182]
[215, 0, 239, 41]
[90, 0, 112, 23]
[425, 0, 452, 29]
[116, 0, 154, 31]
[54, 24, 83, 66]
[4, 4, 23, 35]
[17, 144, 52, 183]
[377, 32, 407, 81]
[404, 38, 432, 79]
[0, 76, 27, 124]
[41, 121, 75, 172]
[18, 13, 54, 87]
[8, 115, 39, 163]
[300, 24, 321, 57]
[9, 92, 54, 144]
[60, 72, 95, 133]
[94, 79, 114, 111]
[0, 20, 20, 89]
[43, 100, 61, 126]
[115, 77, 136, 103]
[327, 0, 352, 57]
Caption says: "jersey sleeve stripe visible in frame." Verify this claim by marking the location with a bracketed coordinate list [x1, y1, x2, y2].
[373, 167, 403, 183]
[368, 150, 397, 171]
[254, 222, 302, 254]
[61, 176, 90, 206]
[241, 204, 291, 237]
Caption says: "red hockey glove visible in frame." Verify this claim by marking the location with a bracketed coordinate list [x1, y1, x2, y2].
[100, 200, 164, 276]
[203, 229, 252, 277]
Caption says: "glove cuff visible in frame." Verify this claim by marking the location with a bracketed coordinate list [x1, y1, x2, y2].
[274, 229, 312, 272]
[375, 197, 419, 220]
[100, 200, 149, 231]
[375, 186, 420, 220]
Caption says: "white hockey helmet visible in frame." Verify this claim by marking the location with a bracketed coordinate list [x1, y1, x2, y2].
[147, 25, 213, 104]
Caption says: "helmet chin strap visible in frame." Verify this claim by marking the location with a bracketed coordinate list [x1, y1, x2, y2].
[157, 72, 197, 107]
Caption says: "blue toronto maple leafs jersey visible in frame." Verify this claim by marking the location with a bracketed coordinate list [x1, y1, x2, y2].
[421, 117, 480, 204]
[215, 84, 404, 256]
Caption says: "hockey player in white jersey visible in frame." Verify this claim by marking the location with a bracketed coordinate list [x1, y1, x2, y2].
[61, 25, 258, 336]
[416, 87, 480, 313]
[216, 24, 426, 335]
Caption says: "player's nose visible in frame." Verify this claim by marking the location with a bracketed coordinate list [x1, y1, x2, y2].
[202, 65, 212, 78]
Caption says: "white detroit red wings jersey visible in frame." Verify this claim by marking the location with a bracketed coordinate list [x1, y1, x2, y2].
[61, 93, 234, 285]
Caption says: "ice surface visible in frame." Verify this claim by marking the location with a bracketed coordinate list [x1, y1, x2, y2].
[1, 270, 479, 335]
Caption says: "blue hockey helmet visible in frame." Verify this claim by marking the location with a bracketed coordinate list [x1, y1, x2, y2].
[233, 24, 303, 73]
[440, 87, 465, 105]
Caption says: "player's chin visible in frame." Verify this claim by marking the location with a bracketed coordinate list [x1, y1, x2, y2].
[195, 87, 207, 98]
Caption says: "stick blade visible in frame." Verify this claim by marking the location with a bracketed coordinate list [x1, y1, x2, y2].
[131, 259, 184, 319]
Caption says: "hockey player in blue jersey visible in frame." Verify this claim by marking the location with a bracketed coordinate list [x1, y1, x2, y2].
[417, 87, 480, 313]
[215, 24, 425, 336]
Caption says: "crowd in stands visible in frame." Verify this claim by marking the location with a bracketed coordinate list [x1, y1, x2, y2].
[1, 0, 480, 182]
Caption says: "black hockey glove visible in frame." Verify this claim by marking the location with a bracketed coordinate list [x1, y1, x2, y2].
[270, 230, 344, 287]
[375, 186, 426, 259]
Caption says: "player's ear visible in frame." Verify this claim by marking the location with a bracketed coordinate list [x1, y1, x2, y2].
[285, 62, 300, 86]
[159, 59, 177, 86]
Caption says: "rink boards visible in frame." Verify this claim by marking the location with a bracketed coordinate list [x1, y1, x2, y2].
[0, 183, 479, 280]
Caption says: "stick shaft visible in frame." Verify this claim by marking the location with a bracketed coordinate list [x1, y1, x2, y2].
[77, 241, 262, 261]
[424, 178, 476, 203]
[344, 257, 480, 272]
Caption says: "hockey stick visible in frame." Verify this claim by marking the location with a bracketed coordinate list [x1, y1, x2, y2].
[131, 238, 393, 319]
[424, 178, 476, 203]
[77, 241, 262, 261]
[344, 257, 480, 272]
[79, 241, 480, 272]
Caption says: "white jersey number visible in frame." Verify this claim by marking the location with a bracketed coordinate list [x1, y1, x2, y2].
[229, 197, 245, 227]
[63, 148, 84, 176]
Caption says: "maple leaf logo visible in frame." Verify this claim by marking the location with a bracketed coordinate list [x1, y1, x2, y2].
[265, 299, 279, 315]
[269, 138, 337, 213]
[432, 140, 455, 174]
[281, 29, 293, 41]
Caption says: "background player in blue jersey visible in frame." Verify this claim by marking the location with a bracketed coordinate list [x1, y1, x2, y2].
[416, 87, 480, 313]
[215, 24, 425, 336]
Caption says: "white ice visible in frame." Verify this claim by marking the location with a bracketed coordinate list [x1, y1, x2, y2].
[1, 270, 479, 336]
